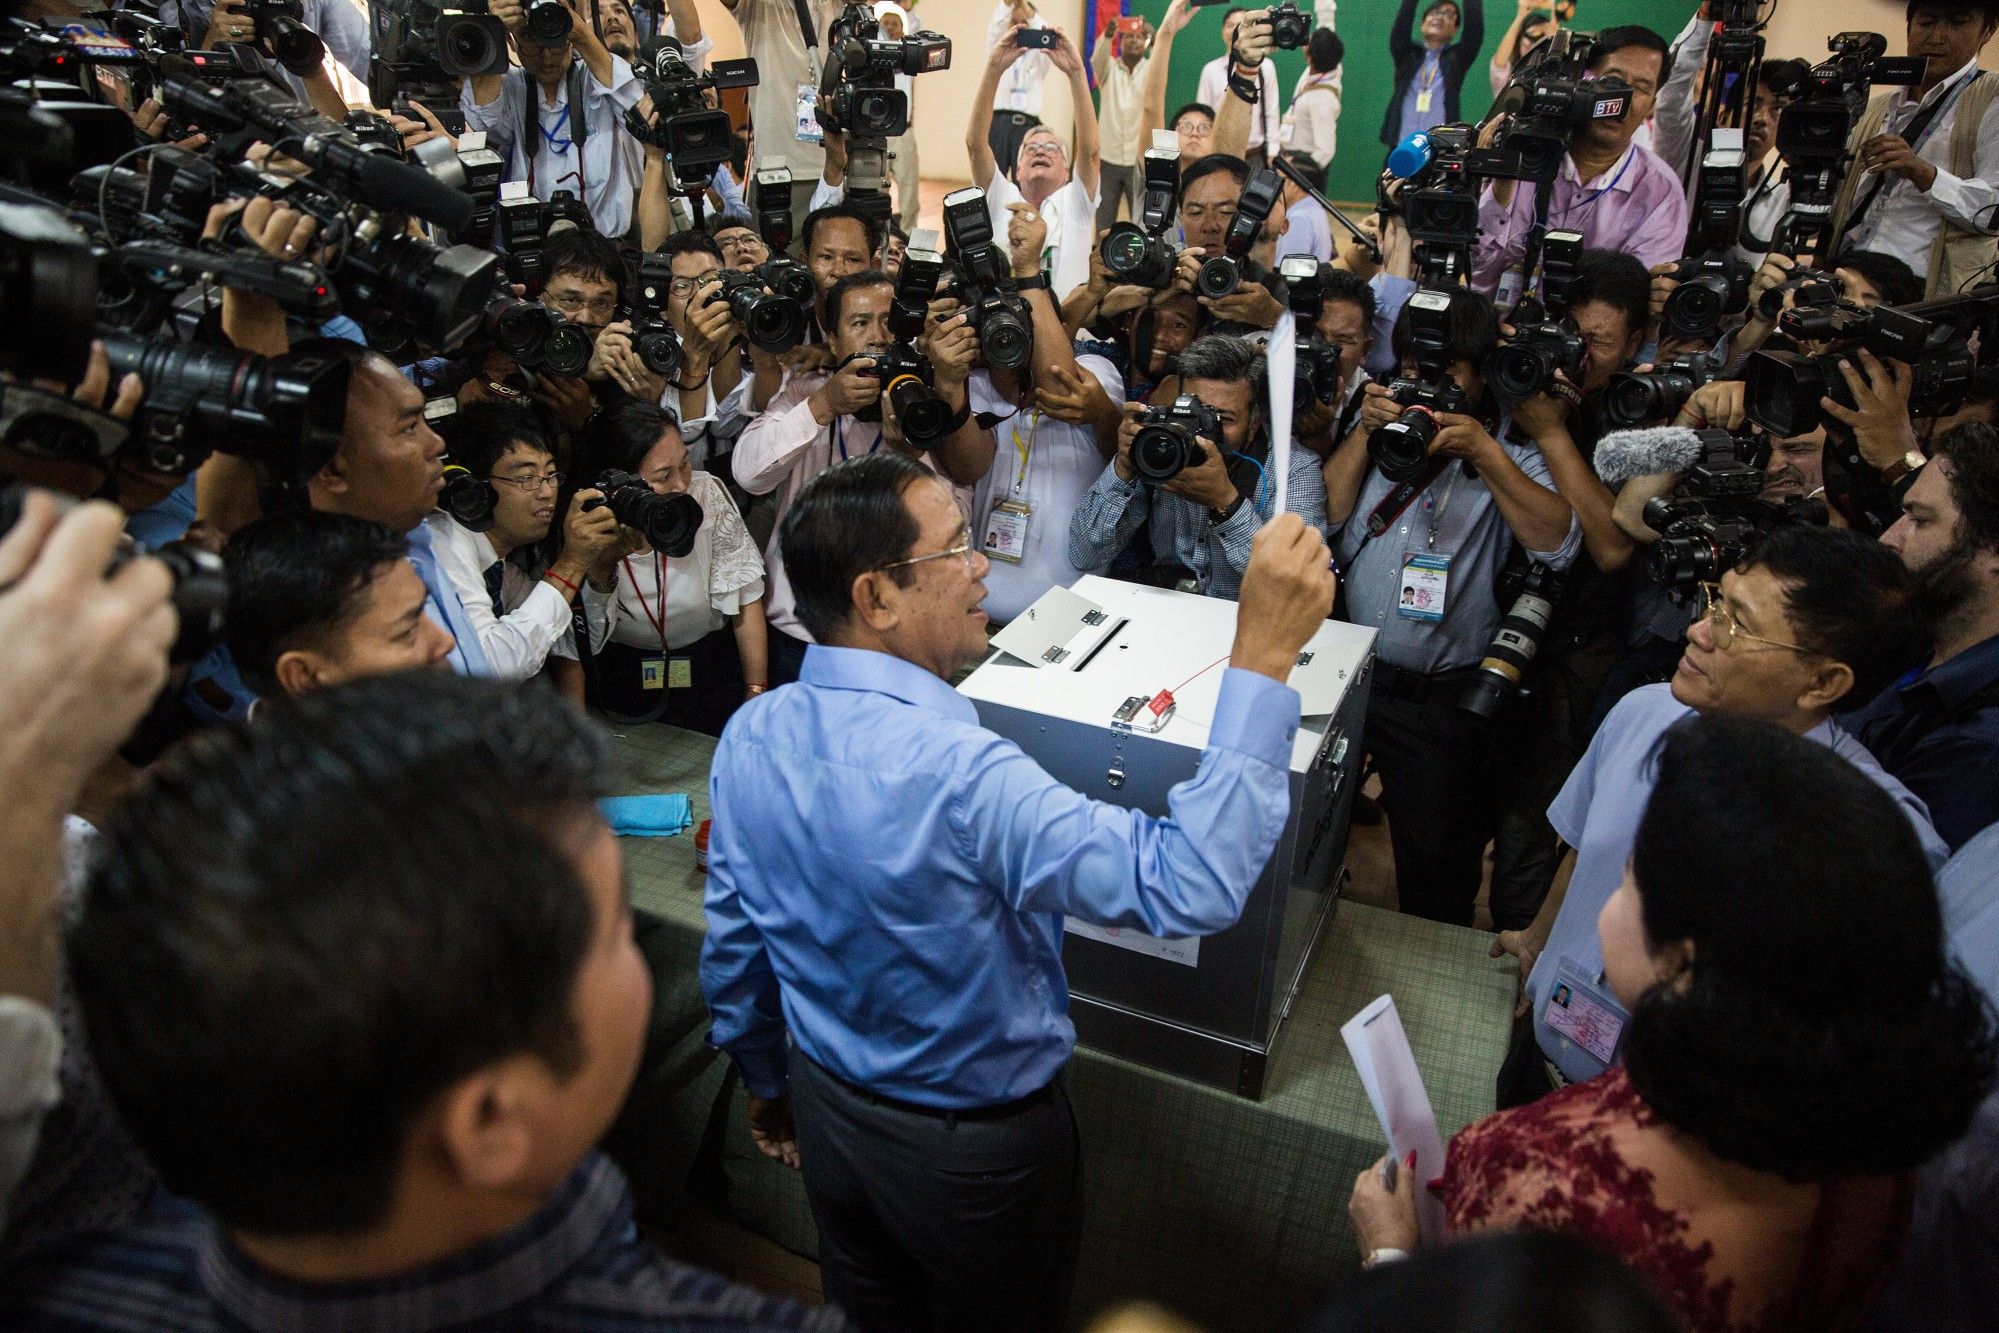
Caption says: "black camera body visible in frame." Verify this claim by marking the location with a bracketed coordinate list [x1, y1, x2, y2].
[1369, 291, 1467, 482]
[1195, 167, 1283, 299]
[753, 165, 795, 251]
[941, 187, 1033, 371]
[818, 1, 950, 140]
[1280, 255, 1347, 407]
[439, 462, 497, 533]
[1380, 124, 1480, 285]
[1131, 394, 1224, 484]
[1637, 429, 1821, 591]
[708, 268, 806, 353]
[589, 469, 703, 557]
[1484, 230, 1585, 404]
[484, 297, 595, 378]
[1472, 30, 1632, 184]
[1600, 356, 1718, 430]
[1744, 300, 1933, 436]
[242, 0, 326, 75]
[1099, 144, 1182, 289]
[338, 213, 502, 354]
[1662, 249, 1752, 342]
[846, 241, 954, 448]
[1266, 1, 1311, 50]
[433, 2, 510, 77]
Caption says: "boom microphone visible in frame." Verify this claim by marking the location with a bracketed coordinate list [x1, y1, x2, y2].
[1592, 425, 1710, 484]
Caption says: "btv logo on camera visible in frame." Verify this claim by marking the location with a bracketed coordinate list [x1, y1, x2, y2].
[1592, 93, 1630, 119]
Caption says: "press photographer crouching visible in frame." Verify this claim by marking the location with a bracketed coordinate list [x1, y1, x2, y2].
[1323, 287, 1580, 926]
[734, 269, 995, 686]
[569, 401, 769, 736]
[1068, 334, 1328, 598]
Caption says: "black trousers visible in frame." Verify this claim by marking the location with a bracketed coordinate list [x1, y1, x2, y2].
[790, 1054, 1083, 1333]
[589, 629, 745, 738]
[1366, 686, 1501, 927]
[1482, 632, 1623, 931]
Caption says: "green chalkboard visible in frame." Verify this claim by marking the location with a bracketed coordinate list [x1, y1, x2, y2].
[1124, 0, 1699, 204]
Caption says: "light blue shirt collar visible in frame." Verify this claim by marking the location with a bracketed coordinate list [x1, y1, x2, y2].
[798, 643, 980, 724]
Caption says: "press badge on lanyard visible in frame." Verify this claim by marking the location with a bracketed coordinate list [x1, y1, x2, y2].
[1542, 959, 1628, 1071]
[795, 84, 824, 145]
[984, 414, 1037, 563]
[1398, 479, 1455, 622]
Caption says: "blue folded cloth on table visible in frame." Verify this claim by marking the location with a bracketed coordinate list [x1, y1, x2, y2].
[599, 794, 694, 837]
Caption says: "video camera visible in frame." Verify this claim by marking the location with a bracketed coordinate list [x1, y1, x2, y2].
[1379, 125, 1480, 287]
[817, 1, 950, 223]
[1279, 256, 1347, 408]
[1473, 29, 1633, 184]
[1638, 429, 1820, 591]
[940, 187, 1032, 372]
[1130, 394, 1224, 484]
[1369, 290, 1468, 482]
[368, 0, 507, 118]
[1767, 32, 1925, 258]
[1195, 167, 1283, 300]
[1099, 142, 1182, 289]
[624, 43, 758, 196]
[1485, 230, 1584, 405]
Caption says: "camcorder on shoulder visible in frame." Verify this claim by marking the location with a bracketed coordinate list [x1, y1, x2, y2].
[1099, 144, 1182, 289]
[1131, 394, 1224, 484]
[1475, 29, 1633, 184]
[624, 43, 759, 197]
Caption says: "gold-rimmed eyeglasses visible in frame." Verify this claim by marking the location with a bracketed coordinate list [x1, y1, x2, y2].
[1696, 582, 1812, 655]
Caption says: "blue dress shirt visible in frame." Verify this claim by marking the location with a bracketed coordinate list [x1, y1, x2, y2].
[701, 646, 1301, 1108]
[1847, 633, 1999, 851]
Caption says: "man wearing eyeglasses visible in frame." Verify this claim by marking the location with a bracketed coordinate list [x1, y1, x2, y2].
[1489, 525, 1952, 1107]
[702, 452, 1336, 1333]
[649, 232, 751, 466]
[422, 402, 621, 687]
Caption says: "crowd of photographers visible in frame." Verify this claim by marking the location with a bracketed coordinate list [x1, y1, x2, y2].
[2, 0, 1999, 1328]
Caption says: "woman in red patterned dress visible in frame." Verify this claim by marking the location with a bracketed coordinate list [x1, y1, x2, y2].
[1348, 716, 1996, 1332]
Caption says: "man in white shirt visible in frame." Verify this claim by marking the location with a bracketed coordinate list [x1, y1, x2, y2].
[599, 0, 711, 67]
[423, 401, 620, 686]
[1831, 0, 1999, 298]
[970, 26, 1103, 303]
[734, 271, 997, 683]
[460, 0, 646, 240]
[1197, 8, 1281, 164]
[1281, 23, 1343, 169]
[1092, 14, 1154, 230]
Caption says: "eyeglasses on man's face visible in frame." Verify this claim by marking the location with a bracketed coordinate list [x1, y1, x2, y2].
[545, 290, 617, 319]
[493, 471, 564, 494]
[1695, 583, 1811, 655]
[875, 541, 977, 578]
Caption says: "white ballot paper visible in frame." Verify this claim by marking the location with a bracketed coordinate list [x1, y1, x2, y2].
[1340, 994, 1448, 1244]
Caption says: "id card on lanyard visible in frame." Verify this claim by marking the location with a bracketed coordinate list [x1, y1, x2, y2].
[624, 553, 689, 690]
[983, 412, 1037, 564]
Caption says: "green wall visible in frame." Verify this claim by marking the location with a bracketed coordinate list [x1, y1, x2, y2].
[1125, 0, 1700, 203]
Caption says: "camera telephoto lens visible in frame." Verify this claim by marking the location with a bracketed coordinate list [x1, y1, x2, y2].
[1368, 410, 1440, 483]
[592, 470, 704, 558]
[526, 0, 574, 43]
[1131, 424, 1200, 483]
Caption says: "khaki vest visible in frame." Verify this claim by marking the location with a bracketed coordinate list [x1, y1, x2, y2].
[1830, 71, 1999, 298]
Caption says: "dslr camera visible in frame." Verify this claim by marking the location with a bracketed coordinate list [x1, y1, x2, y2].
[940, 187, 1033, 372]
[1483, 231, 1585, 404]
[1130, 394, 1225, 484]
[587, 469, 703, 557]
[1195, 167, 1284, 300]
[1266, 2, 1311, 50]
[1369, 290, 1468, 482]
[1639, 430, 1819, 591]
[1660, 147, 1753, 343]
[1599, 355, 1719, 430]
[1280, 255, 1347, 407]
[1099, 143, 1182, 289]
[849, 235, 955, 448]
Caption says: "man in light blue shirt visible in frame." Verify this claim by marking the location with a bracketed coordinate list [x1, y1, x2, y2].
[1495, 526, 1950, 1100]
[702, 453, 1335, 1333]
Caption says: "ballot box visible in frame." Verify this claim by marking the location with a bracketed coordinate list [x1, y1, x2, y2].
[958, 576, 1376, 1098]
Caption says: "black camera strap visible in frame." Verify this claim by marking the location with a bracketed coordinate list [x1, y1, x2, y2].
[791, 0, 820, 51]
[1337, 454, 1452, 576]
[1843, 69, 1978, 240]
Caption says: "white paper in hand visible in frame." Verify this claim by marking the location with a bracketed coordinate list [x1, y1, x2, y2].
[1340, 994, 1448, 1244]
[1267, 310, 1296, 519]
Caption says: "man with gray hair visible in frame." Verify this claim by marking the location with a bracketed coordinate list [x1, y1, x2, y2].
[1068, 334, 1328, 599]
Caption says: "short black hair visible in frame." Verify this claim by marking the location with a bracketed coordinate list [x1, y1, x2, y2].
[823, 267, 894, 331]
[452, 399, 550, 480]
[1571, 248, 1653, 341]
[72, 673, 610, 1235]
[780, 453, 931, 642]
[1181, 152, 1250, 196]
[1593, 24, 1674, 89]
[1422, 0, 1461, 20]
[706, 212, 757, 239]
[1935, 420, 1999, 553]
[1307, 27, 1344, 74]
[654, 228, 724, 263]
[1176, 333, 1267, 405]
[800, 203, 884, 262]
[577, 397, 680, 480]
[1735, 524, 1925, 703]
[1624, 714, 1995, 1181]
[1304, 1232, 1679, 1333]
[1392, 286, 1501, 372]
[1832, 247, 1924, 309]
[1321, 267, 1377, 330]
[1280, 148, 1328, 193]
[1170, 101, 1216, 129]
[1907, 0, 1999, 25]
[542, 228, 627, 303]
[223, 512, 412, 699]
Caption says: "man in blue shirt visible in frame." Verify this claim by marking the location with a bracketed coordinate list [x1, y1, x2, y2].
[1852, 421, 1999, 849]
[702, 453, 1336, 1331]
[1492, 527, 1951, 1103]
[3, 674, 840, 1333]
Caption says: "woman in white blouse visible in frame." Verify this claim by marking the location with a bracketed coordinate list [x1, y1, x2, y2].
[570, 400, 769, 735]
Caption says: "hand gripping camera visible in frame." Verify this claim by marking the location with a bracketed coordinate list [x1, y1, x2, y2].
[940, 187, 1033, 373]
[1130, 394, 1225, 484]
[1472, 29, 1633, 184]
[587, 469, 703, 558]
[1369, 290, 1468, 483]
[1195, 167, 1283, 300]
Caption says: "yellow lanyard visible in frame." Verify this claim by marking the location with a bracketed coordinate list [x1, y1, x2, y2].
[1010, 411, 1040, 499]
